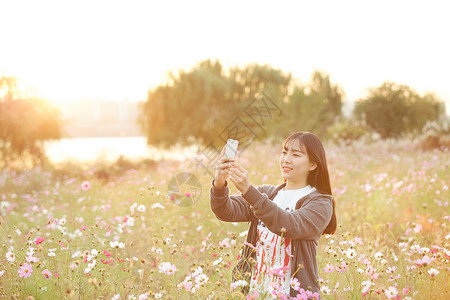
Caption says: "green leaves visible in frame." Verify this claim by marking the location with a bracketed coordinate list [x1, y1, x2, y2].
[354, 82, 445, 138]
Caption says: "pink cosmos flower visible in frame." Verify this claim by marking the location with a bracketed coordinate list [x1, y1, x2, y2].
[219, 238, 230, 249]
[81, 181, 91, 191]
[386, 266, 397, 273]
[42, 269, 52, 279]
[268, 265, 290, 277]
[18, 263, 33, 278]
[402, 286, 412, 295]
[324, 263, 334, 273]
[26, 256, 39, 263]
[384, 286, 399, 298]
[246, 291, 259, 300]
[414, 255, 434, 266]
[269, 282, 286, 299]
[337, 261, 348, 273]
[158, 262, 177, 275]
[34, 237, 45, 245]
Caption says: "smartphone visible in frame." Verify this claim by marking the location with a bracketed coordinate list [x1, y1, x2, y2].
[225, 139, 239, 161]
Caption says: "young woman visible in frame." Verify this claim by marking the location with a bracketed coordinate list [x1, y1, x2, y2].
[210, 132, 337, 298]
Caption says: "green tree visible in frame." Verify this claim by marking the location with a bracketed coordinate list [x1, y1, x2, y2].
[310, 71, 343, 118]
[138, 60, 291, 147]
[354, 82, 445, 138]
[0, 76, 63, 167]
[274, 71, 344, 139]
[139, 60, 234, 147]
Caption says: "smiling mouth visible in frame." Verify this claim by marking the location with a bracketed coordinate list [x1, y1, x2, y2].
[282, 167, 292, 172]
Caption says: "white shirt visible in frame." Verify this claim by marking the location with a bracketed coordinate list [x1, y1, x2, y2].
[249, 185, 316, 296]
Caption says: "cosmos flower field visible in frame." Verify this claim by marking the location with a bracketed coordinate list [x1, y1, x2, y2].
[0, 139, 448, 299]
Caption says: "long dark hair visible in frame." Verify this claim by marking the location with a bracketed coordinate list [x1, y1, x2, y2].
[281, 132, 337, 235]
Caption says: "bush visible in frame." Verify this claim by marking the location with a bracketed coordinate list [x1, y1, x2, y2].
[417, 116, 450, 151]
[327, 118, 369, 145]
[354, 82, 445, 139]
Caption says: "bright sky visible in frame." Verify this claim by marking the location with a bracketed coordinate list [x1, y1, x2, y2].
[1, 0, 449, 114]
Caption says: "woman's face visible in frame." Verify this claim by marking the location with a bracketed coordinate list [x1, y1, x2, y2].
[279, 139, 317, 184]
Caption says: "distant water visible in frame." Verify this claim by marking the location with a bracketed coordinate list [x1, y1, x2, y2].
[44, 137, 198, 163]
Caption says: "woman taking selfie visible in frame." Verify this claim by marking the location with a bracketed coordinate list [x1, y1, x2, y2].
[210, 132, 337, 299]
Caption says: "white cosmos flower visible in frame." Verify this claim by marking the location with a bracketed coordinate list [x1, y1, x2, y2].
[428, 268, 439, 277]
[410, 244, 421, 252]
[239, 230, 248, 237]
[320, 285, 331, 295]
[6, 250, 15, 262]
[26, 247, 35, 256]
[361, 280, 374, 287]
[374, 251, 383, 260]
[346, 248, 357, 259]
[126, 217, 135, 227]
[212, 257, 223, 266]
[88, 260, 97, 269]
[151, 203, 165, 209]
[130, 202, 138, 213]
[230, 280, 248, 289]
[110, 241, 125, 249]
[72, 251, 82, 258]
[418, 247, 430, 254]
[194, 273, 209, 285]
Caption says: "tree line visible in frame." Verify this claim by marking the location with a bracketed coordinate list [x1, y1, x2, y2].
[1, 60, 447, 167]
[138, 59, 446, 147]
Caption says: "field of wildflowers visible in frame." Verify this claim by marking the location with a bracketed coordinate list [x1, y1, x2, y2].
[0, 139, 448, 299]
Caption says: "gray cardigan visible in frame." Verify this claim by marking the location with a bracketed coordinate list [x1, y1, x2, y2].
[209, 180, 333, 296]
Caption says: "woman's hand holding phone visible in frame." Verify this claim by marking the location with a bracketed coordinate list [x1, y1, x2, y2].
[214, 139, 250, 194]
[213, 146, 232, 188]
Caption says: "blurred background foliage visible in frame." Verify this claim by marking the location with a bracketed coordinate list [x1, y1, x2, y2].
[138, 59, 448, 148]
[1, 59, 449, 168]
[354, 82, 446, 139]
[0, 76, 63, 167]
